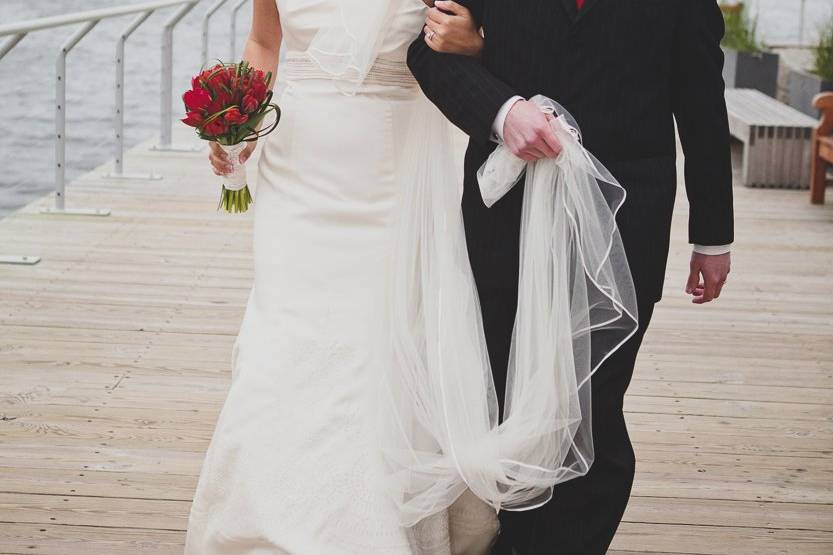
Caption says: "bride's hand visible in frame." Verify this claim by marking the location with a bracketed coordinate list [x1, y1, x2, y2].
[423, 1, 484, 57]
[208, 141, 256, 176]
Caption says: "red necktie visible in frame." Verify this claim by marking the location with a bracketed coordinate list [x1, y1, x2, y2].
[577, 0, 585, 8]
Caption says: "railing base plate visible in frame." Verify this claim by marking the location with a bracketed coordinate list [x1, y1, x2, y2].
[41, 207, 112, 216]
[102, 172, 164, 180]
[0, 255, 41, 265]
[150, 144, 203, 153]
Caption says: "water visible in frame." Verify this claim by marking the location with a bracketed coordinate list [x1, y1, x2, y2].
[0, 0, 252, 219]
[1, 0, 831, 219]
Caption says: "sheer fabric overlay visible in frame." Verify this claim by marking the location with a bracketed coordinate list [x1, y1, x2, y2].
[306, 0, 400, 94]
[382, 94, 639, 526]
[303, 0, 638, 530]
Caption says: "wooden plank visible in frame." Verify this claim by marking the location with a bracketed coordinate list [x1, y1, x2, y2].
[0, 123, 831, 553]
[624, 497, 833, 533]
[0, 523, 183, 555]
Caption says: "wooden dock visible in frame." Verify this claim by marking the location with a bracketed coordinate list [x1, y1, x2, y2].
[0, 127, 832, 554]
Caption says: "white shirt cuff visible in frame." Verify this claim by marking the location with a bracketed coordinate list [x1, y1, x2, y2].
[491, 95, 525, 142]
[693, 243, 732, 255]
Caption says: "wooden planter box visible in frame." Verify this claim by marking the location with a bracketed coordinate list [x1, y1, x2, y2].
[788, 68, 833, 117]
[722, 47, 779, 98]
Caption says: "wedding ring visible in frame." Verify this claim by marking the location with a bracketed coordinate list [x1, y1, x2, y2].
[426, 29, 436, 40]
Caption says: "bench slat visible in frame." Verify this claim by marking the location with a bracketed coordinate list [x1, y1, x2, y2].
[723, 89, 816, 189]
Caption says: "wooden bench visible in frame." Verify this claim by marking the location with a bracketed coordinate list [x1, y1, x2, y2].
[811, 92, 833, 204]
[724, 88, 818, 189]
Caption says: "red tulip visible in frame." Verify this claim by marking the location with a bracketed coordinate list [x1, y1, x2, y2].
[251, 79, 268, 103]
[241, 93, 259, 114]
[224, 107, 249, 125]
[183, 88, 212, 111]
[181, 111, 205, 128]
[203, 118, 228, 137]
[207, 87, 233, 115]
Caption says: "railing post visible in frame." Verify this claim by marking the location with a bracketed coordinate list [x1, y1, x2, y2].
[0, 0, 208, 263]
[43, 20, 110, 216]
[798, 0, 806, 46]
[230, 0, 249, 60]
[153, 0, 201, 152]
[103, 10, 163, 181]
[2, 32, 36, 263]
[202, 0, 231, 68]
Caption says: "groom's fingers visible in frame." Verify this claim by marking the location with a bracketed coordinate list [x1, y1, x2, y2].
[526, 146, 550, 160]
[540, 126, 562, 157]
[530, 137, 557, 159]
[685, 263, 701, 295]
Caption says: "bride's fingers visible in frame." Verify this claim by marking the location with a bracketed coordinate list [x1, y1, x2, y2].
[208, 141, 228, 161]
[426, 7, 452, 26]
[209, 152, 232, 175]
[434, 1, 467, 15]
[239, 142, 256, 164]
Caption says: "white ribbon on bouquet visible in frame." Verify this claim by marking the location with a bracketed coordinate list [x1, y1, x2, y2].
[219, 143, 248, 192]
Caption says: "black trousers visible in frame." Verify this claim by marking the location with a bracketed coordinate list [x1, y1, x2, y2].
[491, 300, 656, 555]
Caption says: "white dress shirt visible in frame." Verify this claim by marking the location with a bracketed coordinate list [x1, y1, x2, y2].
[491, 97, 731, 256]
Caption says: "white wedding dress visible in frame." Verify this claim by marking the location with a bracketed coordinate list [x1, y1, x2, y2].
[184, 1, 499, 553]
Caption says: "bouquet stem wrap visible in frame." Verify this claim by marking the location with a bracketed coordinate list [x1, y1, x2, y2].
[218, 142, 252, 213]
[382, 95, 639, 526]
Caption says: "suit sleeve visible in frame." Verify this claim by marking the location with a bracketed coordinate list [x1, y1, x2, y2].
[407, 0, 519, 143]
[672, 0, 734, 246]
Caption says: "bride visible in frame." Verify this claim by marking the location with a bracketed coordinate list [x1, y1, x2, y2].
[185, 2, 496, 553]
[185, 0, 637, 553]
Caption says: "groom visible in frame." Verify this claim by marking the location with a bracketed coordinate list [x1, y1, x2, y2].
[409, 0, 733, 553]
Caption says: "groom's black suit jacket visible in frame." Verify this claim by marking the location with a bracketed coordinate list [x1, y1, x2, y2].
[408, 0, 734, 306]
[408, 4, 733, 550]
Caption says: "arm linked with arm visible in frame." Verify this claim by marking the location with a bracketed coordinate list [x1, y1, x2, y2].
[407, 0, 518, 143]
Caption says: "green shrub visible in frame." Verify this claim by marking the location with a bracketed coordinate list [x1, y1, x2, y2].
[814, 16, 833, 81]
[720, 3, 762, 53]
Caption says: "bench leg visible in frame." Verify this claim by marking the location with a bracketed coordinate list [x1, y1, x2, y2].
[811, 137, 827, 205]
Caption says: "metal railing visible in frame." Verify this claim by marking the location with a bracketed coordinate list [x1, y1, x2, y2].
[0, 0, 252, 264]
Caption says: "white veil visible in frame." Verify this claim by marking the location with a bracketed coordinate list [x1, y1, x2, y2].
[306, 0, 399, 93]
[383, 93, 639, 525]
[306, 0, 639, 528]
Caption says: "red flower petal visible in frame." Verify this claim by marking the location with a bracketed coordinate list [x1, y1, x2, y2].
[183, 88, 212, 111]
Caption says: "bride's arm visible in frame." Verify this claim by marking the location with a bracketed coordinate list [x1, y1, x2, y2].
[421, 0, 483, 57]
[242, 0, 282, 88]
[208, 0, 282, 176]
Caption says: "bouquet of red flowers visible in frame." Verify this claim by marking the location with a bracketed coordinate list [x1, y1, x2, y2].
[181, 60, 280, 213]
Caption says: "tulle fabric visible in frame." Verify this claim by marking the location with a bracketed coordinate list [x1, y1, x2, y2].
[381, 94, 639, 526]
[306, 0, 400, 94]
[302, 0, 638, 530]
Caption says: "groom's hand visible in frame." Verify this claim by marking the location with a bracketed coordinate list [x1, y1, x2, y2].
[686, 251, 731, 304]
[503, 100, 562, 161]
